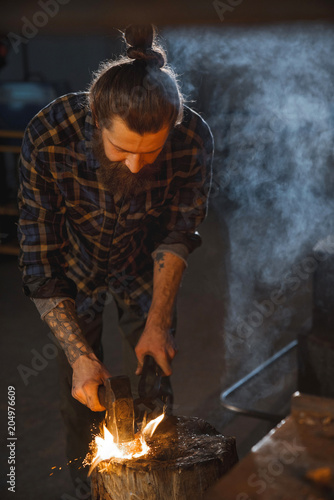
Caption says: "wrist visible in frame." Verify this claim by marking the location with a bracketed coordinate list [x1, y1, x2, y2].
[146, 307, 172, 331]
[66, 342, 95, 367]
[71, 350, 98, 369]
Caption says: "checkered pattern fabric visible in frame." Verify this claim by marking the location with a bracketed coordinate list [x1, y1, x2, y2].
[17, 92, 213, 315]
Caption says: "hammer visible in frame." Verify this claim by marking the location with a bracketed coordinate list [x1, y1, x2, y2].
[98, 376, 135, 444]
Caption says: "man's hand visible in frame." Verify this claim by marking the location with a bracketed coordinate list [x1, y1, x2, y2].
[135, 324, 178, 376]
[71, 353, 112, 411]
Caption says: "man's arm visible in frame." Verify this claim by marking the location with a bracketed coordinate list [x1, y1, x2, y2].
[18, 120, 111, 412]
[44, 300, 111, 411]
[135, 251, 186, 376]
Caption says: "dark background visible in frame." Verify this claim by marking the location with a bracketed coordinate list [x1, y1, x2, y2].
[1, 1, 334, 499]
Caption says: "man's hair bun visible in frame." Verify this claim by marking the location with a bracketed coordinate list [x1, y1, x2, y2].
[125, 24, 154, 50]
[124, 24, 166, 68]
[89, 23, 184, 133]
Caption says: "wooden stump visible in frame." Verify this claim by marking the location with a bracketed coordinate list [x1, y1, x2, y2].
[91, 416, 238, 500]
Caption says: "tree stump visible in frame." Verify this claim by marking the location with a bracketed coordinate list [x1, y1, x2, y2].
[91, 416, 238, 500]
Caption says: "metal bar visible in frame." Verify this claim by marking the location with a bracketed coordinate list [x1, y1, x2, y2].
[220, 340, 298, 421]
[0, 130, 24, 138]
[220, 402, 283, 423]
[0, 243, 20, 256]
[0, 202, 19, 216]
[0, 146, 22, 153]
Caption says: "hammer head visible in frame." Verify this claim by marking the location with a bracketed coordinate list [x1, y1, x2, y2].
[98, 376, 135, 444]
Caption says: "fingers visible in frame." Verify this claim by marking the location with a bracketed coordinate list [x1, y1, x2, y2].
[135, 352, 145, 375]
[72, 382, 107, 412]
[85, 384, 106, 412]
[158, 359, 172, 377]
[155, 351, 173, 376]
[71, 386, 87, 406]
[135, 345, 177, 377]
[135, 364, 143, 376]
[158, 340, 178, 376]
[71, 357, 112, 412]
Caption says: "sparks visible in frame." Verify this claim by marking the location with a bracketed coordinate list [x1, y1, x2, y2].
[86, 412, 165, 476]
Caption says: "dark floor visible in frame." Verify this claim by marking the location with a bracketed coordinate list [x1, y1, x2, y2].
[0, 209, 297, 500]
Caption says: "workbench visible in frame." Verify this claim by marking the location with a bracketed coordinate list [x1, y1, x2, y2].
[205, 392, 334, 500]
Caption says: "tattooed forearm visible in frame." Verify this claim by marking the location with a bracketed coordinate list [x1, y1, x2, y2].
[44, 300, 94, 365]
[149, 251, 186, 329]
[154, 251, 166, 272]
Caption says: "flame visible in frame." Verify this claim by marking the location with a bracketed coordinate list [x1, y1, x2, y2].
[86, 412, 165, 476]
[142, 412, 165, 439]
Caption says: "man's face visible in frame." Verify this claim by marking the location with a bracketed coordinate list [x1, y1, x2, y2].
[92, 115, 170, 196]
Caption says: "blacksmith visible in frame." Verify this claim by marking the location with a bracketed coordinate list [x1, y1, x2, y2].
[17, 24, 213, 482]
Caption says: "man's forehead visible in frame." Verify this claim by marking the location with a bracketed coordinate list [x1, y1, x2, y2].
[103, 116, 170, 154]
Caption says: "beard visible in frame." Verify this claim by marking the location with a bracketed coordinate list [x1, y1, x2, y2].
[91, 129, 158, 197]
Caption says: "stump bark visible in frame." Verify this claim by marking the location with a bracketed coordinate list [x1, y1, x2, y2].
[91, 415, 238, 500]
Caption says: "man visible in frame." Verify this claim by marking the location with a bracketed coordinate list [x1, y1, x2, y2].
[17, 24, 213, 482]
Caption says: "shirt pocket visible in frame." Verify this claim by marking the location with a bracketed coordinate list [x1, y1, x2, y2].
[65, 201, 106, 240]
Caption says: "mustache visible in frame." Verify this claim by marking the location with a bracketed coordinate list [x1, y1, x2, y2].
[91, 129, 158, 195]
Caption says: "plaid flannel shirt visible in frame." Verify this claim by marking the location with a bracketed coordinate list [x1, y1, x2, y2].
[17, 92, 213, 316]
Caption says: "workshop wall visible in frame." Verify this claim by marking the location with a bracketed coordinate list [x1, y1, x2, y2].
[0, 34, 120, 91]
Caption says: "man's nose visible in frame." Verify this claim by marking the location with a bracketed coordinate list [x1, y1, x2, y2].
[125, 154, 144, 174]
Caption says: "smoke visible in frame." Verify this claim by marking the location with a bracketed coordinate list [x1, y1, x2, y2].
[163, 24, 334, 379]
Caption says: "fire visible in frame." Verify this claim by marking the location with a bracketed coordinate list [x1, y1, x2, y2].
[86, 412, 165, 476]
[142, 412, 164, 439]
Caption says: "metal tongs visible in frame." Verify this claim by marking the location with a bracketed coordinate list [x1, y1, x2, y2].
[138, 355, 163, 401]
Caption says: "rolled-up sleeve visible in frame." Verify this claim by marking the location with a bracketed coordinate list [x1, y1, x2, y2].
[17, 126, 76, 299]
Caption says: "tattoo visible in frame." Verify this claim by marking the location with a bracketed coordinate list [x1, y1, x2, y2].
[154, 251, 165, 272]
[44, 300, 93, 365]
